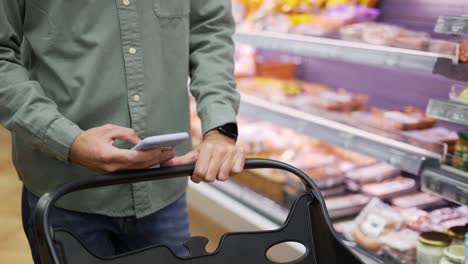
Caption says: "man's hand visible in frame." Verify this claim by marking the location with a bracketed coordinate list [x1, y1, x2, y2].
[69, 124, 175, 173]
[162, 130, 245, 183]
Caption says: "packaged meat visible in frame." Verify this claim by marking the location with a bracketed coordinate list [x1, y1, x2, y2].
[234, 44, 256, 78]
[325, 194, 371, 219]
[334, 219, 356, 236]
[361, 24, 406, 46]
[232, 169, 287, 204]
[320, 184, 347, 198]
[351, 198, 403, 251]
[361, 176, 417, 199]
[391, 192, 448, 210]
[353, 107, 436, 131]
[428, 39, 458, 56]
[401, 127, 458, 154]
[345, 162, 399, 191]
[255, 55, 300, 80]
[408, 206, 468, 233]
[288, 167, 346, 189]
[391, 36, 430, 50]
[460, 41, 468, 63]
[380, 229, 419, 264]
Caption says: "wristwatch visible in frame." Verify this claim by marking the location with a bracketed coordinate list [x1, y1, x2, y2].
[211, 123, 238, 142]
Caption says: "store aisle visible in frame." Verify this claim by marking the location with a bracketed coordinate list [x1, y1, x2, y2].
[0, 127, 33, 263]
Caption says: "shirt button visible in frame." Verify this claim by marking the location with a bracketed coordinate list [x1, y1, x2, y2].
[123, 0, 130, 5]
[129, 47, 136, 55]
[133, 95, 141, 102]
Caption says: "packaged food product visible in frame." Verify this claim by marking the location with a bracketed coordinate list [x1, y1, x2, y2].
[417, 231, 452, 264]
[412, 207, 468, 233]
[286, 89, 368, 112]
[325, 194, 371, 219]
[345, 162, 399, 191]
[448, 226, 468, 246]
[234, 44, 256, 78]
[361, 24, 406, 46]
[320, 184, 347, 198]
[232, 169, 287, 204]
[380, 229, 419, 264]
[334, 219, 356, 235]
[391, 192, 448, 210]
[449, 84, 468, 105]
[354, 107, 436, 131]
[361, 176, 417, 199]
[392, 36, 430, 50]
[351, 198, 403, 251]
[464, 233, 468, 264]
[401, 127, 458, 154]
[460, 41, 468, 63]
[453, 132, 468, 172]
[440, 245, 465, 264]
[428, 39, 458, 56]
[288, 165, 346, 189]
[255, 59, 299, 80]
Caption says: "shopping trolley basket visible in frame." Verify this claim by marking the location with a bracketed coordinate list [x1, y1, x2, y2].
[34, 158, 365, 264]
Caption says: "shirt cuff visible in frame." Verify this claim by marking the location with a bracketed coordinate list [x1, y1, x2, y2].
[42, 117, 83, 162]
[198, 104, 238, 136]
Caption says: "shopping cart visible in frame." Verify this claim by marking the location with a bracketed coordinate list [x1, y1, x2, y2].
[34, 158, 365, 264]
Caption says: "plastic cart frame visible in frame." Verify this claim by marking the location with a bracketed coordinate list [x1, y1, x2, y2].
[34, 158, 364, 264]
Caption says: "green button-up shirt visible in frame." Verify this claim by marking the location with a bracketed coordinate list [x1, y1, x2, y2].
[0, 0, 240, 218]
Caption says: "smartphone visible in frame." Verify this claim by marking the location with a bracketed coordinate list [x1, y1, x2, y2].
[131, 132, 189, 151]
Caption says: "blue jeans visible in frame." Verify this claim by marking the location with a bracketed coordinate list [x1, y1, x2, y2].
[22, 187, 191, 263]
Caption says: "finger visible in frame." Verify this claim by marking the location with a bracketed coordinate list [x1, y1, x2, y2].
[232, 150, 246, 174]
[161, 150, 199, 167]
[104, 147, 162, 166]
[217, 154, 235, 182]
[104, 125, 140, 145]
[203, 148, 226, 183]
[193, 147, 212, 184]
[127, 149, 176, 169]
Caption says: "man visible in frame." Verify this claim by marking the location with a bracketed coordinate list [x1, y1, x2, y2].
[0, 0, 244, 262]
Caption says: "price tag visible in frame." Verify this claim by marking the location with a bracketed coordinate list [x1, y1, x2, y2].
[360, 214, 387, 238]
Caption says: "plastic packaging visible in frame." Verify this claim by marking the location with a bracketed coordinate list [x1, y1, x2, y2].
[381, 229, 419, 264]
[391, 192, 448, 210]
[448, 226, 468, 246]
[440, 245, 465, 264]
[453, 132, 468, 172]
[361, 176, 417, 199]
[351, 198, 403, 251]
[345, 162, 399, 191]
[417, 231, 451, 264]
[325, 194, 371, 219]
[401, 127, 458, 154]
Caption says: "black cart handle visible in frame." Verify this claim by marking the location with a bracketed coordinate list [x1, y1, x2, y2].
[34, 158, 322, 264]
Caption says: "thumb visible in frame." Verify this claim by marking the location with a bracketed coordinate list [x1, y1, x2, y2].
[161, 150, 199, 167]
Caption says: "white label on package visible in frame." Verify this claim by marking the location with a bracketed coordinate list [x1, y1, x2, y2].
[360, 214, 388, 238]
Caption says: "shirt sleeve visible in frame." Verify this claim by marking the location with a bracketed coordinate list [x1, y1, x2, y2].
[0, 1, 82, 162]
[189, 0, 241, 135]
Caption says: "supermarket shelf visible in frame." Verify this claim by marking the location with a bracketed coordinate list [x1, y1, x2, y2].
[233, 30, 459, 74]
[421, 165, 468, 206]
[240, 94, 442, 175]
[426, 99, 468, 126]
[435, 16, 468, 36]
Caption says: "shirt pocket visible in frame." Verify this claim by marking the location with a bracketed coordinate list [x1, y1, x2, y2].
[153, 0, 190, 18]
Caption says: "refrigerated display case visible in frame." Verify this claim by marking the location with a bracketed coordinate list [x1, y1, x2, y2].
[188, 1, 468, 263]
